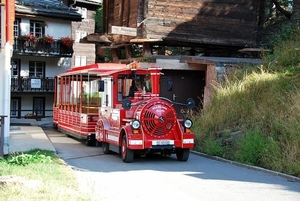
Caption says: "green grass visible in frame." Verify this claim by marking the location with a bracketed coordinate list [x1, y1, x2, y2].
[0, 149, 94, 201]
[191, 22, 300, 177]
[192, 66, 300, 177]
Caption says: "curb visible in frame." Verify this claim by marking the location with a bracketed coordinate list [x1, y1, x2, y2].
[10, 123, 38, 126]
[191, 150, 300, 183]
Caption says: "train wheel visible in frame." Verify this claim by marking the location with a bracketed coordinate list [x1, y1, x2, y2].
[102, 142, 110, 154]
[121, 135, 134, 163]
[86, 134, 96, 146]
[176, 148, 190, 161]
[53, 123, 58, 130]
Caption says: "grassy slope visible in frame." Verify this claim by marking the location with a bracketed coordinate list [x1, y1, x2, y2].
[192, 65, 300, 177]
[192, 22, 300, 177]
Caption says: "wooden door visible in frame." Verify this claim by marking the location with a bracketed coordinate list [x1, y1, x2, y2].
[160, 70, 205, 117]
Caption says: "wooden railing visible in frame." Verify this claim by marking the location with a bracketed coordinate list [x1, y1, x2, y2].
[11, 77, 54, 92]
[13, 38, 73, 57]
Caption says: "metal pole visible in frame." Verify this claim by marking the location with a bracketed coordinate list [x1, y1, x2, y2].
[0, 115, 7, 157]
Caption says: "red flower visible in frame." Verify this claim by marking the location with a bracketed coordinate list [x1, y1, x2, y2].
[39, 34, 54, 44]
[60, 36, 74, 48]
[19, 33, 38, 43]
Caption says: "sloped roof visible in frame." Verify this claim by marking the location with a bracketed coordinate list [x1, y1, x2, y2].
[75, 0, 102, 5]
[15, 0, 82, 21]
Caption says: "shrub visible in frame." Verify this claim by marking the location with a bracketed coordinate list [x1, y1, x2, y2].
[5, 150, 53, 166]
[202, 138, 224, 157]
[233, 128, 266, 166]
[265, 23, 300, 71]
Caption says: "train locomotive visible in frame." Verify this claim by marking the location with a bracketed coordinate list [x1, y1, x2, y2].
[53, 63, 195, 162]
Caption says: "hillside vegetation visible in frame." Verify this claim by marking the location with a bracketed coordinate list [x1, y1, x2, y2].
[192, 23, 300, 177]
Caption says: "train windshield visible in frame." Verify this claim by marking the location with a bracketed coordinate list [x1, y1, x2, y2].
[117, 74, 151, 101]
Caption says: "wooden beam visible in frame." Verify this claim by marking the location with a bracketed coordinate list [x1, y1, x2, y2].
[238, 48, 271, 52]
[101, 44, 132, 49]
[86, 34, 112, 43]
[120, 0, 124, 25]
[124, 45, 132, 58]
[130, 38, 163, 43]
[142, 42, 152, 57]
[111, 49, 119, 62]
[111, 26, 140, 36]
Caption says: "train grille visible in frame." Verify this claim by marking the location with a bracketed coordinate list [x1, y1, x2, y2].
[142, 102, 176, 136]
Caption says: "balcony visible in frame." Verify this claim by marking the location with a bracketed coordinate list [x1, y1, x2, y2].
[11, 77, 54, 92]
[13, 38, 74, 57]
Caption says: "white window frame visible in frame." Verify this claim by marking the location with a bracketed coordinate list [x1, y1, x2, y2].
[76, 6, 87, 19]
[1, 5, 5, 48]
[11, 59, 20, 77]
[14, 19, 20, 39]
[11, 99, 18, 117]
[75, 30, 87, 43]
[30, 21, 44, 38]
[29, 61, 44, 78]
[13, 19, 20, 48]
[33, 97, 44, 116]
[75, 56, 87, 67]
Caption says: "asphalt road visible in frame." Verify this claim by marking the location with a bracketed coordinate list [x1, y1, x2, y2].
[42, 126, 300, 201]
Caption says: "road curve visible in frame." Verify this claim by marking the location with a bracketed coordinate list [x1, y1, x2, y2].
[43, 126, 300, 201]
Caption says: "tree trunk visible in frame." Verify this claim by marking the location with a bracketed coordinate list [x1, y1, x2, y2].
[272, 0, 292, 19]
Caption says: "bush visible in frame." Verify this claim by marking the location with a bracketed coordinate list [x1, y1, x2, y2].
[5, 149, 53, 166]
[265, 22, 300, 71]
[233, 128, 266, 166]
[202, 139, 224, 157]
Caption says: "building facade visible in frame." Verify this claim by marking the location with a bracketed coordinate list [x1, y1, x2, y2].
[11, 0, 82, 119]
[62, 0, 102, 67]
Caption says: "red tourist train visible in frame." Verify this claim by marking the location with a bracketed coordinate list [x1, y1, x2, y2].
[53, 63, 195, 162]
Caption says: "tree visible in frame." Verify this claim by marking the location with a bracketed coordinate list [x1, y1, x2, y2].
[271, 0, 300, 22]
[292, 0, 300, 21]
[272, 0, 292, 19]
[93, 4, 103, 33]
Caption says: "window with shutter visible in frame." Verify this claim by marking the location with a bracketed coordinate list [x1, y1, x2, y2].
[30, 21, 44, 38]
[75, 56, 87, 67]
[29, 61, 45, 78]
[76, 7, 87, 19]
[75, 30, 87, 43]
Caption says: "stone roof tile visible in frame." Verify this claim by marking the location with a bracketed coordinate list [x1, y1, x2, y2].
[15, 0, 82, 21]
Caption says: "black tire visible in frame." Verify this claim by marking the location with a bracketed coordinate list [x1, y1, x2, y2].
[176, 148, 190, 161]
[121, 135, 134, 163]
[95, 140, 101, 147]
[102, 142, 110, 154]
[86, 134, 96, 146]
[53, 123, 58, 130]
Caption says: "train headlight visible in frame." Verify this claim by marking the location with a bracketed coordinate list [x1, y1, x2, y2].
[183, 119, 193, 129]
[131, 119, 141, 130]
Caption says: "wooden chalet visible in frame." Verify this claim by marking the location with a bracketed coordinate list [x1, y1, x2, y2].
[88, 0, 266, 58]
[85, 0, 266, 111]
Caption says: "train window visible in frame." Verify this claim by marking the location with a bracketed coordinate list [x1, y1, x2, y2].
[117, 78, 124, 101]
[98, 80, 104, 92]
[117, 74, 152, 100]
[143, 75, 151, 92]
[134, 75, 151, 92]
[80, 79, 102, 106]
[167, 80, 173, 91]
[122, 78, 132, 97]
